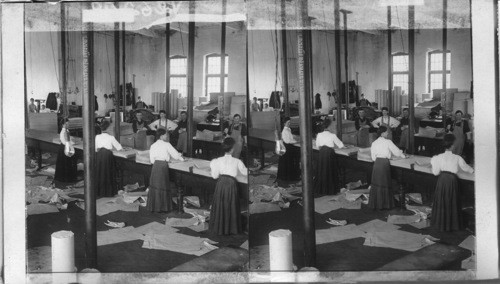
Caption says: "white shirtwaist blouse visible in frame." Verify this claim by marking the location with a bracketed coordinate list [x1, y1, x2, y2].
[282, 126, 298, 144]
[430, 150, 474, 176]
[316, 131, 345, 149]
[370, 136, 405, 161]
[95, 133, 123, 151]
[149, 118, 178, 131]
[210, 154, 247, 179]
[149, 140, 183, 164]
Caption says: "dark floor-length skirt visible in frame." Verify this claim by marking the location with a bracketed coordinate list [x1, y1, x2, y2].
[277, 143, 301, 181]
[431, 171, 462, 231]
[368, 158, 395, 209]
[209, 175, 242, 235]
[95, 148, 117, 197]
[314, 146, 339, 195]
[146, 160, 172, 212]
[54, 143, 78, 182]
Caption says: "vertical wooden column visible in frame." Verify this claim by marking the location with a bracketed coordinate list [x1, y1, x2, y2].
[114, 21, 120, 138]
[281, 0, 290, 117]
[61, 3, 68, 118]
[165, 23, 170, 116]
[408, 6, 415, 154]
[186, 2, 195, 157]
[442, 0, 448, 129]
[341, 10, 351, 113]
[297, 0, 315, 267]
[334, 0, 342, 137]
[387, 6, 393, 113]
[82, 3, 96, 267]
[219, 0, 227, 134]
[122, 23, 126, 113]
[494, 0, 500, 264]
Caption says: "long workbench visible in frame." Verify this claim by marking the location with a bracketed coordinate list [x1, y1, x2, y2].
[25, 129, 248, 209]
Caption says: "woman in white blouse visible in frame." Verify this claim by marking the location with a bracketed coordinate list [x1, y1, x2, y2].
[371, 107, 400, 141]
[54, 118, 78, 183]
[430, 134, 474, 231]
[314, 118, 345, 195]
[369, 126, 407, 210]
[209, 137, 248, 235]
[94, 120, 123, 197]
[147, 128, 184, 213]
[277, 117, 301, 181]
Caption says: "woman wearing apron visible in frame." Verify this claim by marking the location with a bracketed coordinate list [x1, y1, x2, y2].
[446, 110, 470, 156]
[147, 128, 184, 212]
[369, 126, 407, 210]
[54, 118, 78, 183]
[397, 108, 414, 152]
[209, 137, 248, 235]
[355, 109, 372, 147]
[224, 114, 247, 159]
[149, 110, 178, 142]
[430, 134, 474, 231]
[371, 107, 400, 141]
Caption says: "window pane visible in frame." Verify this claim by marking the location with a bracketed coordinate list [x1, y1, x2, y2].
[393, 55, 409, 72]
[170, 58, 187, 75]
[430, 52, 450, 71]
[206, 77, 228, 96]
[170, 77, 187, 98]
[393, 74, 409, 95]
[429, 73, 451, 92]
[207, 55, 229, 75]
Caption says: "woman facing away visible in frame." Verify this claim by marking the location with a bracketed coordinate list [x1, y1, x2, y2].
[94, 120, 123, 197]
[209, 137, 248, 235]
[369, 125, 407, 210]
[430, 133, 474, 231]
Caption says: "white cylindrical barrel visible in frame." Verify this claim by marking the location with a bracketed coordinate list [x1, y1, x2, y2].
[51, 230, 75, 272]
[269, 229, 293, 271]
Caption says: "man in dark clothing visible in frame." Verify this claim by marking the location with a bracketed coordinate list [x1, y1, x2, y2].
[132, 112, 152, 134]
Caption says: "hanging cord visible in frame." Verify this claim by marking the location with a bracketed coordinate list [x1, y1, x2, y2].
[321, 1, 335, 91]
[48, 26, 61, 94]
[179, 23, 185, 56]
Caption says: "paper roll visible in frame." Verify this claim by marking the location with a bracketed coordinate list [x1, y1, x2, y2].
[51, 230, 75, 273]
[269, 229, 293, 271]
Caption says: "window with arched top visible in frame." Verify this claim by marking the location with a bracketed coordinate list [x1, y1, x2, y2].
[169, 55, 187, 97]
[205, 53, 229, 97]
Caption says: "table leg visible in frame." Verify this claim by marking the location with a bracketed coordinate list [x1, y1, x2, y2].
[260, 141, 265, 170]
[175, 174, 184, 213]
[399, 170, 406, 210]
[37, 143, 43, 170]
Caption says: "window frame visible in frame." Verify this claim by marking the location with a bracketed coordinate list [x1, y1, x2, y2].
[169, 55, 187, 97]
[391, 52, 409, 95]
[427, 50, 451, 93]
[205, 53, 229, 97]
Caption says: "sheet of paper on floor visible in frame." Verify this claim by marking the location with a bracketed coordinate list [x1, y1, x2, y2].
[461, 254, 476, 270]
[249, 202, 281, 214]
[387, 214, 421, 224]
[356, 219, 401, 233]
[97, 226, 144, 246]
[250, 185, 280, 203]
[316, 224, 366, 245]
[344, 188, 370, 202]
[240, 240, 249, 250]
[142, 233, 215, 256]
[188, 222, 208, 232]
[363, 230, 439, 252]
[314, 195, 342, 214]
[96, 197, 139, 216]
[134, 222, 179, 237]
[165, 217, 199, 227]
[27, 203, 59, 215]
[409, 219, 431, 229]
[458, 235, 475, 252]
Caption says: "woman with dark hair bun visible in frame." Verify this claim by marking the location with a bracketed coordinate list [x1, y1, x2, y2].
[277, 117, 301, 181]
[314, 118, 345, 195]
[147, 128, 184, 212]
[430, 134, 474, 231]
[209, 137, 247, 235]
[94, 120, 123, 197]
[54, 118, 78, 182]
[369, 125, 407, 210]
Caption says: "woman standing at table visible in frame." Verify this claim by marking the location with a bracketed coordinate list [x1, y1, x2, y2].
[209, 137, 248, 235]
[224, 114, 247, 159]
[54, 118, 78, 183]
[147, 128, 184, 212]
[371, 107, 400, 141]
[277, 117, 301, 181]
[95, 120, 123, 197]
[430, 134, 474, 231]
[314, 118, 345, 195]
[445, 110, 471, 156]
[369, 126, 407, 210]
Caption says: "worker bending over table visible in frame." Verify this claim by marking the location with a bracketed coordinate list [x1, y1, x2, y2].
[95, 120, 124, 197]
[209, 137, 248, 235]
[430, 133, 474, 232]
[314, 118, 345, 195]
[277, 117, 301, 181]
[371, 107, 400, 141]
[147, 128, 184, 213]
[369, 126, 407, 210]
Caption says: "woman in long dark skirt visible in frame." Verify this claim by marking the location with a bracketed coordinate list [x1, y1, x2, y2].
[147, 128, 184, 212]
[277, 117, 301, 181]
[94, 120, 123, 197]
[314, 119, 345, 195]
[430, 134, 474, 231]
[369, 126, 407, 210]
[209, 137, 248, 235]
[54, 118, 78, 182]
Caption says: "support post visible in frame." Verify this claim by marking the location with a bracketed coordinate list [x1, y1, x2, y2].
[281, 0, 290, 117]
[82, 5, 96, 268]
[297, 0, 316, 267]
[61, 3, 68, 118]
[186, 2, 195, 157]
[220, 0, 227, 135]
[408, 6, 415, 154]
[341, 9, 352, 113]
[165, 23, 170, 116]
[122, 23, 126, 114]
[334, 0, 342, 138]
[442, 0, 448, 129]
[387, 6, 393, 113]
[114, 22, 120, 138]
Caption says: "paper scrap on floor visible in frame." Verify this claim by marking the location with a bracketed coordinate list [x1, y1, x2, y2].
[240, 240, 249, 250]
[356, 219, 401, 233]
[27, 203, 59, 215]
[41, 166, 55, 174]
[184, 207, 210, 223]
[188, 222, 208, 232]
[165, 217, 199, 228]
[96, 197, 140, 216]
[409, 219, 431, 229]
[97, 226, 143, 246]
[123, 182, 140, 192]
[407, 193, 423, 204]
[41, 153, 52, 160]
[345, 180, 363, 190]
[184, 196, 200, 208]
[142, 233, 215, 256]
[363, 230, 439, 252]
[249, 202, 281, 214]
[461, 254, 476, 270]
[387, 214, 421, 224]
[135, 222, 179, 237]
[459, 235, 475, 252]
[316, 224, 366, 245]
